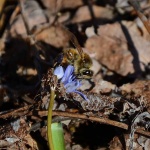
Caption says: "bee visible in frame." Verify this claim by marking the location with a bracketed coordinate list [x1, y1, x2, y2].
[59, 28, 93, 79]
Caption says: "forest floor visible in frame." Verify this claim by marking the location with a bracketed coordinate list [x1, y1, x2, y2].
[0, 0, 150, 150]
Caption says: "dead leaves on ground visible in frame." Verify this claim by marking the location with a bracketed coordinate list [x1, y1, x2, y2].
[0, 0, 150, 150]
[85, 21, 150, 76]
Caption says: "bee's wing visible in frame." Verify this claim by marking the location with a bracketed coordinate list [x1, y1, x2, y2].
[68, 31, 83, 56]
[62, 26, 83, 57]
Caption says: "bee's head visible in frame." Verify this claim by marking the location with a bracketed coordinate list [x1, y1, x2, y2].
[78, 68, 93, 79]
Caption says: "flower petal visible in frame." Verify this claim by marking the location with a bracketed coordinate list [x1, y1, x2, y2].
[54, 66, 64, 79]
[64, 80, 81, 93]
[56, 65, 88, 102]
[74, 90, 89, 101]
[61, 65, 74, 84]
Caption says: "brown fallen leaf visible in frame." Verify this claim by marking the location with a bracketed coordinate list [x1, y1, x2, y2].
[85, 21, 150, 76]
[92, 80, 116, 94]
[9, 15, 27, 37]
[109, 134, 143, 150]
[35, 25, 70, 48]
[120, 80, 150, 111]
[24, 134, 38, 149]
[71, 5, 114, 24]
[9, 0, 48, 37]
[42, 0, 83, 10]
[85, 33, 134, 76]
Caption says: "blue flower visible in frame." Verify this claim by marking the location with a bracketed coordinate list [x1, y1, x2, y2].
[54, 65, 88, 100]
[54, 66, 64, 79]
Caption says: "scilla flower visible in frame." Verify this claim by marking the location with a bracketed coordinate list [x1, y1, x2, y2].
[54, 65, 88, 100]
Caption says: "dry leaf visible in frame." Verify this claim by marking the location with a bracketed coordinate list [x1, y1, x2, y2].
[85, 21, 150, 76]
[71, 5, 113, 24]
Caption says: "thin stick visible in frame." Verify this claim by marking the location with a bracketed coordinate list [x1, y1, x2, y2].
[0, 0, 6, 36]
[136, 128, 150, 137]
[0, 105, 32, 119]
[39, 110, 128, 130]
[129, 0, 150, 34]
[0, 0, 5, 16]
[38, 110, 150, 137]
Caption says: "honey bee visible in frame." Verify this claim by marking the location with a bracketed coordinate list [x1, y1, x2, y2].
[59, 28, 93, 79]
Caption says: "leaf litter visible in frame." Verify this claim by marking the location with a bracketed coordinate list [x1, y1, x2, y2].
[0, 0, 150, 149]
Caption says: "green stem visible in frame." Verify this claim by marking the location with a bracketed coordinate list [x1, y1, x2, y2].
[47, 87, 55, 150]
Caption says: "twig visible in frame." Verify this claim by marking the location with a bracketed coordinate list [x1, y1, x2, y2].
[0, 0, 6, 36]
[0, 105, 32, 119]
[0, 0, 5, 16]
[18, 0, 30, 35]
[18, 0, 36, 45]
[129, 0, 150, 34]
[39, 110, 128, 130]
[38, 110, 150, 138]
[1, 106, 150, 138]
[136, 128, 150, 137]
